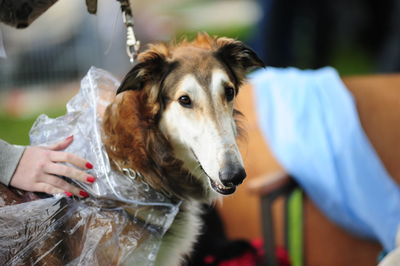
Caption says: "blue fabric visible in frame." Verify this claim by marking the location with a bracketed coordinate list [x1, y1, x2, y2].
[250, 67, 400, 251]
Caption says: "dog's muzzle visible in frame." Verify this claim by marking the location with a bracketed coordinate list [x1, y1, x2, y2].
[219, 166, 246, 187]
[192, 149, 245, 195]
[208, 165, 246, 195]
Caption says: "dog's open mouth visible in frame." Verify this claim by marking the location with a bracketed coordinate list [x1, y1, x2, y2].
[208, 178, 236, 195]
[190, 149, 237, 195]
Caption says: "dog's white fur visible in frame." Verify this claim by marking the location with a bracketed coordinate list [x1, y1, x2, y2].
[105, 34, 264, 265]
[156, 69, 242, 265]
[155, 202, 203, 266]
[159, 69, 243, 201]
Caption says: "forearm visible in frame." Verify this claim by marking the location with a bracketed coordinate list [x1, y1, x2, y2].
[0, 139, 25, 185]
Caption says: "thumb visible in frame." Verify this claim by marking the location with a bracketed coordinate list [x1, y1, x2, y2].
[47, 135, 74, 151]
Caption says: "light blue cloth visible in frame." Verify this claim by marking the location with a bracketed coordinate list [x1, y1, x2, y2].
[250, 67, 400, 251]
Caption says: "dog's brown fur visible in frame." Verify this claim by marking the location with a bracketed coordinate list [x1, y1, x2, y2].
[102, 33, 263, 202]
[102, 88, 205, 201]
[0, 33, 264, 265]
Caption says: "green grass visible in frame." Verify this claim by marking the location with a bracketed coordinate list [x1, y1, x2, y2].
[331, 47, 374, 76]
[0, 108, 66, 145]
[176, 25, 255, 42]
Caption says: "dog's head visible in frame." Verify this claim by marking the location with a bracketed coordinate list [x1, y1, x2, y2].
[104, 33, 264, 201]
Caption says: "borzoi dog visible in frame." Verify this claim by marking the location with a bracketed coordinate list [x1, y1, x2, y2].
[102, 33, 264, 265]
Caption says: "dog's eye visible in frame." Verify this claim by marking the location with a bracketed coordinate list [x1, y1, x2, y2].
[178, 95, 192, 107]
[225, 86, 235, 102]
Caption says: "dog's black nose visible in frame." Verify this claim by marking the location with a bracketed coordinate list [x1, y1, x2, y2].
[219, 166, 247, 187]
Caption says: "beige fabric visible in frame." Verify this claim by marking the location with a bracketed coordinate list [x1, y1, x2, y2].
[0, 139, 25, 186]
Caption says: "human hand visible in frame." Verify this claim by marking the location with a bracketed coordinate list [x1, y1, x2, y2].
[10, 135, 95, 198]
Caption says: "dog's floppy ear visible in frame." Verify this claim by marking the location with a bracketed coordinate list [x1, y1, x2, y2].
[116, 44, 171, 94]
[214, 37, 265, 85]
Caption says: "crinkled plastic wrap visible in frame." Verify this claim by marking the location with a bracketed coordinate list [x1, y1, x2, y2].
[0, 67, 180, 265]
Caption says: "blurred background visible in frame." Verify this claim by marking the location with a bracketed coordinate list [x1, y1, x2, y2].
[1, 0, 400, 265]
[0, 0, 262, 144]
[1, 0, 400, 144]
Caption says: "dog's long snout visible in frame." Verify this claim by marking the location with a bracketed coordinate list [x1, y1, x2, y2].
[219, 164, 247, 187]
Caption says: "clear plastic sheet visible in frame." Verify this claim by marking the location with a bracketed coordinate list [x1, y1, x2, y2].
[0, 67, 180, 265]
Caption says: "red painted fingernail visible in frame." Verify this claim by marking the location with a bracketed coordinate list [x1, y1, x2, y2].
[64, 192, 73, 197]
[86, 176, 96, 183]
[85, 162, 93, 169]
[79, 191, 89, 198]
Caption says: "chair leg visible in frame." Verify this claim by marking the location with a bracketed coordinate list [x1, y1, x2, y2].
[259, 177, 299, 266]
[261, 196, 278, 266]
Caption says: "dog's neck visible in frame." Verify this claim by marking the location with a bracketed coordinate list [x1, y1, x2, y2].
[108, 140, 210, 203]
[102, 91, 210, 202]
[111, 156, 208, 203]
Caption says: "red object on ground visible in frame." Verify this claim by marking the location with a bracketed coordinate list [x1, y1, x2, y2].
[218, 252, 259, 266]
[202, 238, 291, 266]
[252, 238, 291, 266]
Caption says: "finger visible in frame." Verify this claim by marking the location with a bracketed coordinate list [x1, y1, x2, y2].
[40, 175, 87, 198]
[50, 151, 93, 170]
[34, 182, 65, 195]
[44, 163, 95, 184]
[47, 135, 74, 151]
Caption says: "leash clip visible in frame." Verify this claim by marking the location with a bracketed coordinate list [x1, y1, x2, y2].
[120, 0, 140, 64]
